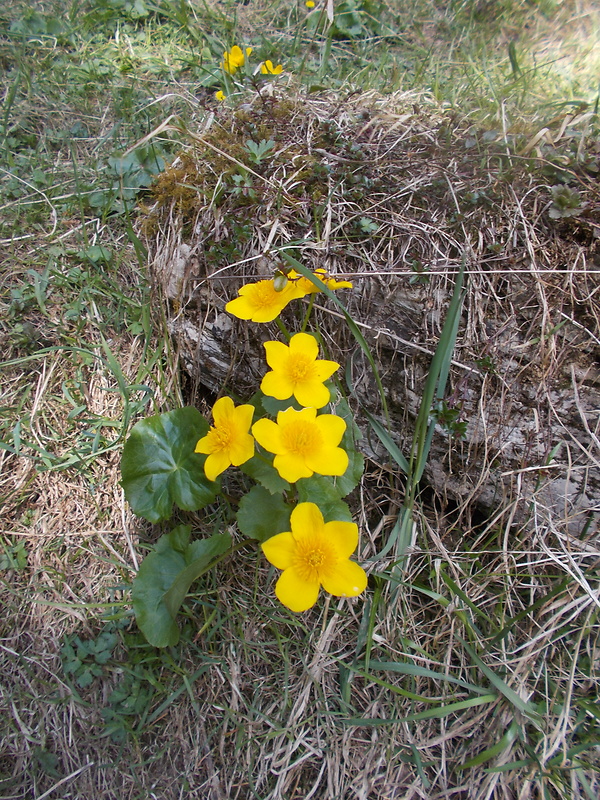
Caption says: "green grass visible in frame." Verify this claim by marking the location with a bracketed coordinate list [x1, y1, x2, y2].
[1, 0, 599, 798]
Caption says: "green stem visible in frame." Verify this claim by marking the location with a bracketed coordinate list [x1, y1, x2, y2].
[274, 316, 292, 341]
[300, 294, 316, 332]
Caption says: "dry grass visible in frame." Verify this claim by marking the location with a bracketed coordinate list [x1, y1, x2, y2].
[1, 1, 600, 798]
[133, 89, 600, 798]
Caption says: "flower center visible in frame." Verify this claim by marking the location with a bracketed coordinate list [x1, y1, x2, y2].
[212, 423, 232, 451]
[294, 537, 336, 582]
[281, 420, 322, 457]
[253, 282, 278, 309]
[288, 354, 314, 384]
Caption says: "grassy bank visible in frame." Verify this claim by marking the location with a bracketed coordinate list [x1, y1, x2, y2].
[1, 1, 599, 798]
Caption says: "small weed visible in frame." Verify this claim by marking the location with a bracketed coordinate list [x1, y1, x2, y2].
[244, 138, 276, 165]
[61, 628, 120, 689]
[434, 400, 468, 440]
[0, 536, 28, 570]
[549, 183, 587, 219]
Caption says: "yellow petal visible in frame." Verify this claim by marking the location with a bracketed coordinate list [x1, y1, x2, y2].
[289, 332, 319, 360]
[275, 568, 320, 612]
[225, 295, 254, 320]
[273, 452, 313, 482]
[252, 418, 285, 454]
[195, 434, 211, 455]
[327, 278, 353, 289]
[278, 406, 317, 425]
[321, 559, 367, 598]
[230, 45, 244, 66]
[323, 519, 359, 558]
[233, 403, 254, 431]
[204, 450, 230, 482]
[290, 502, 325, 539]
[212, 396, 235, 426]
[306, 444, 348, 476]
[315, 413, 346, 445]
[228, 433, 255, 466]
[260, 370, 294, 400]
[293, 379, 331, 409]
[263, 339, 290, 371]
[312, 359, 340, 381]
[261, 530, 295, 570]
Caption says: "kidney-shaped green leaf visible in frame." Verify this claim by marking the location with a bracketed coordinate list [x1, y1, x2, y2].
[296, 475, 353, 522]
[121, 407, 216, 523]
[132, 525, 231, 647]
[236, 485, 291, 542]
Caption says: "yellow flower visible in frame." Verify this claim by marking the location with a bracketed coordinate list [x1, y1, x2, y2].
[262, 502, 367, 612]
[215, 90, 226, 101]
[252, 406, 348, 483]
[260, 60, 283, 75]
[305, 1, 315, 7]
[261, 332, 339, 409]
[195, 396, 254, 481]
[288, 268, 353, 294]
[225, 279, 305, 323]
[222, 45, 252, 74]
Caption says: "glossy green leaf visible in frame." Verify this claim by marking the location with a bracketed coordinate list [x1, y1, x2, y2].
[236, 485, 291, 542]
[334, 445, 364, 497]
[121, 406, 216, 523]
[132, 526, 231, 647]
[240, 454, 290, 494]
[296, 475, 353, 522]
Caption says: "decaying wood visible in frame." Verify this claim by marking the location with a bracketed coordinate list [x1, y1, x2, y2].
[142, 90, 600, 536]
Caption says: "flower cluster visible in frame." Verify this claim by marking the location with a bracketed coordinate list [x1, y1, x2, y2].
[216, 44, 284, 102]
[225, 269, 353, 322]
[222, 45, 252, 75]
[194, 269, 365, 611]
[195, 333, 346, 484]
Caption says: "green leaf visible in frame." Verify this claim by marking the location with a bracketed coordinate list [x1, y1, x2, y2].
[334, 396, 362, 443]
[163, 533, 232, 619]
[121, 407, 217, 523]
[458, 721, 519, 769]
[296, 475, 353, 522]
[236, 486, 291, 542]
[457, 636, 543, 727]
[260, 395, 302, 415]
[240, 454, 290, 494]
[364, 410, 410, 475]
[369, 660, 491, 696]
[344, 694, 497, 726]
[335, 446, 364, 497]
[132, 526, 231, 647]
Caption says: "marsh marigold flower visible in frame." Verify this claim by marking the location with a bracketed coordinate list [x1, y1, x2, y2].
[222, 45, 252, 74]
[288, 268, 353, 294]
[262, 502, 367, 612]
[261, 332, 339, 409]
[260, 60, 283, 75]
[252, 406, 347, 483]
[225, 279, 304, 323]
[215, 90, 226, 101]
[195, 396, 254, 481]
[305, 1, 315, 7]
